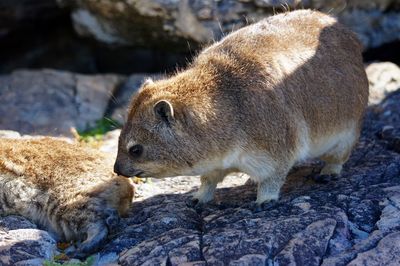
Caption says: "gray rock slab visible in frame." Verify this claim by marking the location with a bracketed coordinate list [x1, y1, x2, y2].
[0, 216, 37, 231]
[0, 69, 124, 136]
[347, 232, 400, 266]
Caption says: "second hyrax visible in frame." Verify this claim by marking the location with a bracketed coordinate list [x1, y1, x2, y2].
[0, 138, 134, 258]
[115, 10, 368, 206]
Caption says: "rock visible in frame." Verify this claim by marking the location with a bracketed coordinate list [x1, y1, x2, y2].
[107, 74, 162, 124]
[0, 69, 124, 136]
[61, 0, 400, 50]
[273, 219, 336, 265]
[0, 215, 37, 231]
[347, 232, 400, 265]
[0, 227, 57, 266]
[99, 129, 122, 158]
[376, 188, 400, 232]
[366, 62, 400, 104]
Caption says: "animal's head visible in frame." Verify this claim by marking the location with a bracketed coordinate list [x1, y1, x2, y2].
[114, 78, 210, 178]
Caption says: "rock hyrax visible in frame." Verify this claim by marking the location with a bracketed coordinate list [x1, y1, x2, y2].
[114, 10, 368, 206]
[0, 138, 134, 257]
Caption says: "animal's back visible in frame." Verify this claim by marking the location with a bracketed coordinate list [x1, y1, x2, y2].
[196, 10, 368, 161]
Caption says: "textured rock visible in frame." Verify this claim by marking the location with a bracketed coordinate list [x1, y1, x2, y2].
[0, 215, 37, 231]
[347, 232, 400, 266]
[366, 62, 400, 104]
[61, 0, 400, 50]
[0, 69, 124, 136]
[0, 226, 57, 266]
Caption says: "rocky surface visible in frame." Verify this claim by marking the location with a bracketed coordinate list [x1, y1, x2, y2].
[0, 216, 57, 266]
[61, 0, 400, 50]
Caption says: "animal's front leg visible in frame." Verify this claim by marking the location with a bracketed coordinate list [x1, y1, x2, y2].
[193, 169, 231, 205]
[249, 164, 290, 211]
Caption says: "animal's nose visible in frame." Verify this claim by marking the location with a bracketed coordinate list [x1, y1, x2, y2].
[114, 161, 136, 177]
[113, 161, 123, 176]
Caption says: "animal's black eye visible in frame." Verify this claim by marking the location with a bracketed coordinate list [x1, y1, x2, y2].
[128, 144, 143, 158]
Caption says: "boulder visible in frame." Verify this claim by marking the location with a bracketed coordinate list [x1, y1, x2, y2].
[366, 62, 400, 104]
[60, 0, 400, 50]
[0, 216, 57, 266]
[0, 69, 124, 136]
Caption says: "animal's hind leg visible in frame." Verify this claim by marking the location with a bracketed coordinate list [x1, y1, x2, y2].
[319, 134, 357, 176]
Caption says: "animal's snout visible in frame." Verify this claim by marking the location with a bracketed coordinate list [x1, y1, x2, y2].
[114, 161, 129, 177]
[114, 160, 141, 177]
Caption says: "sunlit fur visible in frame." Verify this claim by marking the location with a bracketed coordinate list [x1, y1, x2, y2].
[116, 10, 368, 205]
[0, 138, 134, 256]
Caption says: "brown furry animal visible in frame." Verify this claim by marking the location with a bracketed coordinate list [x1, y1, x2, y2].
[0, 138, 134, 257]
[114, 10, 368, 207]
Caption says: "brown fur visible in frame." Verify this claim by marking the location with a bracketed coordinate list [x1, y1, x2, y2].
[115, 10, 368, 205]
[0, 138, 134, 257]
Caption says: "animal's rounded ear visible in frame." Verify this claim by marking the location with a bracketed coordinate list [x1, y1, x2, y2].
[154, 100, 174, 124]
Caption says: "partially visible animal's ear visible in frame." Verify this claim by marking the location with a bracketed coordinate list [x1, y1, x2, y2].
[154, 100, 174, 124]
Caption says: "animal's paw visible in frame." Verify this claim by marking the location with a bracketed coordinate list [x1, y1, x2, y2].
[309, 173, 338, 184]
[249, 200, 278, 213]
[185, 198, 203, 210]
[185, 197, 199, 208]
